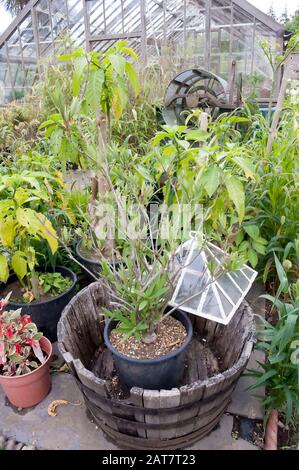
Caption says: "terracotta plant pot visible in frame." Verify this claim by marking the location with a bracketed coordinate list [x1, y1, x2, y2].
[0, 336, 52, 408]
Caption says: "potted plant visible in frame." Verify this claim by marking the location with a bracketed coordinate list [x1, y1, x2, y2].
[0, 163, 77, 342]
[0, 294, 52, 408]
[101, 244, 193, 390]
[90, 174, 203, 389]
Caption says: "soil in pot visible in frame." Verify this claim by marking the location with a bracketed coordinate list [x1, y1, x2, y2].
[0, 336, 52, 408]
[1, 267, 77, 343]
[104, 309, 193, 390]
[110, 316, 187, 359]
[1, 273, 72, 304]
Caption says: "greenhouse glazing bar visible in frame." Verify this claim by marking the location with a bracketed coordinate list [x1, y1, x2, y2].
[0, 0, 286, 103]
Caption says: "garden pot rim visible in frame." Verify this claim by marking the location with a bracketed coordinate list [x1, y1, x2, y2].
[76, 240, 102, 265]
[76, 240, 123, 266]
[0, 336, 52, 382]
[2, 266, 77, 308]
[104, 308, 193, 365]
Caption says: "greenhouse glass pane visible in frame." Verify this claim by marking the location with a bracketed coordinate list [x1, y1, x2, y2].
[123, 0, 141, 33]
[202, 285, 223, 319]
[174, 271, 208, 310]
[217, 287, 233, 316]
[188, 249, 205, 272]
[7, 31, 21, 57]
[51, 0, 69, 35]
[242, 266, 256, 280]
[230, 271, 250, 290]
[207, 243, 226, 258]
[67, 0, 85, 47]
[24, 65, 37, 87]
[217, 273, 242, 304]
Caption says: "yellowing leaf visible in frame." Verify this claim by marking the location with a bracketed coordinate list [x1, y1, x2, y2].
[14, 188, 31, 206]
[125, 61, 140, 95]
[39, 216, 58, 254]
[16, 208, 40, 234]
[0, 217, 16, 247]
[233, 157, 256, 179]
[163, 145, 176, 157]
[0, 254, 9, 283]
[55, 171, 64, 187]
[112, 87, 122, 119]
[0, 200, 14, 220]
[12, 251, 27, 280]
[121, 47, 138, 61]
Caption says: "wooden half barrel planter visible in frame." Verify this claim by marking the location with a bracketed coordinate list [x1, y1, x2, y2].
[58, 282, 255, 450]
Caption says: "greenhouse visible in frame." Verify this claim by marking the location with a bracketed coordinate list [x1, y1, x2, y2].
[0, 0, 286, 103]
[0, 0, 298, 457]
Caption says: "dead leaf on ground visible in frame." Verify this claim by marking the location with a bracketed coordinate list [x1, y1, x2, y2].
[58, 363, 69, 373]
[48, 399, 81, 417]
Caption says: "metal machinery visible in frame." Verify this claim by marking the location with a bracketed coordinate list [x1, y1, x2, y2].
[162, 66, 242, 125]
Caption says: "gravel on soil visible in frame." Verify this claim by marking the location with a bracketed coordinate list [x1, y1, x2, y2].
[110, 315, 187, 359]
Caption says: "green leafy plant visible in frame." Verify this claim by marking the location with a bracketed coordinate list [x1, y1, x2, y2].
[0, 99, 42, 158]
[39, 41, 140, 260]
[91, 154, 249, 341]
[112, 86, 158, 154]
[38, 272, 72, 297]
[39, 40, 140, 170]
[244, 102, 299, 283]
[0, 170, 60, 300]
[259, 32, 299, 116]
[101, 241, 172, 340]
[142, 116, 265, 267]
[246, 256, 299, 424]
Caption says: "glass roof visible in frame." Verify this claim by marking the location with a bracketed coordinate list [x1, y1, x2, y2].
[169, 237, 257, 325]
[0, 0, 285, 103]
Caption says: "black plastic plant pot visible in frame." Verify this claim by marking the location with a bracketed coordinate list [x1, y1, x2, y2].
[76, 240, 122, 282]
[1, 266, 77, 343]
[76, 241, 101, 281]
[104, 309, 193, 390]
